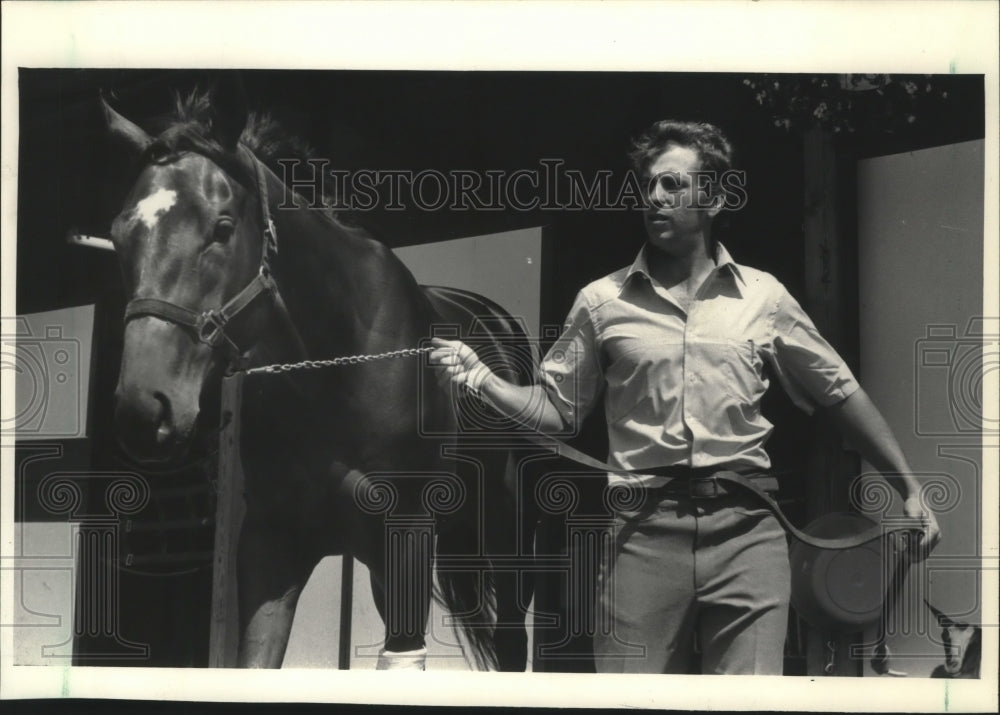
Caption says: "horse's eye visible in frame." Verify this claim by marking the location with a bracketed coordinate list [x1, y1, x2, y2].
[213, 218, 235, 244]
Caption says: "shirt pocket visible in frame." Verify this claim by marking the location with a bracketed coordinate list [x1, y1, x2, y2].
[702, 338, 768, 405]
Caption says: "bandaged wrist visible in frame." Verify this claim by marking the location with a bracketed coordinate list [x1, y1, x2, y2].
[466, 364, 494, 393]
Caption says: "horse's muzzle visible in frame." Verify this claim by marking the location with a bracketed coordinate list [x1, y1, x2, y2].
[114, 385, 186, 463]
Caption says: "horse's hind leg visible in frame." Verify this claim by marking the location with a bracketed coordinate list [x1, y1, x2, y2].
[367, 568, 431, 670]
[338, 466, 432, 670]
[236, 521, 313, 668]
[366, 517, 433, 669]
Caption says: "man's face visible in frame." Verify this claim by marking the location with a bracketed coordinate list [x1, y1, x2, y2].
[642, 143, 720, 255]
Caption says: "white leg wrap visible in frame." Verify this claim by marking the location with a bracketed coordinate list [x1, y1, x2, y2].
[376, 647, 427, 671]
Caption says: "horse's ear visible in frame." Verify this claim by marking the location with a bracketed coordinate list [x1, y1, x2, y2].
[100, 91, 152, 160]
[208, 74, 249, 152]
[925, 600, 954, 627]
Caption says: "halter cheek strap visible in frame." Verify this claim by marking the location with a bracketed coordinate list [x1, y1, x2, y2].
[123, 145, 303, 366]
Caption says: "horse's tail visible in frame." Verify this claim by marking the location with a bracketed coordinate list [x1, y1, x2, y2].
[421, 284, 539, 672]
[433, 520, 499, 671]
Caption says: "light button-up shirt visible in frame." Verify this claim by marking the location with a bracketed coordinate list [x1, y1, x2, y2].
[539, 243, 859, 485]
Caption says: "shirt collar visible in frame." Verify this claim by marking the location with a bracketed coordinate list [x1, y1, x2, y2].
[623, 242, 745, 293]
[623, 244, 654, 285]
[714, 242, 745, 286]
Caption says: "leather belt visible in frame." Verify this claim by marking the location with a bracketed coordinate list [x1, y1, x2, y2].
[517, 431, 894, 551]
[652, 468, 890, 550]
[654, 474, 779, 500]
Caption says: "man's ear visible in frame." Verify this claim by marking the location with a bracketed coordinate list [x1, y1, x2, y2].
[707, 190, 725, 219]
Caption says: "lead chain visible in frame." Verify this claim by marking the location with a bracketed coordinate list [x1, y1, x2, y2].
[245, 346, 435, 375]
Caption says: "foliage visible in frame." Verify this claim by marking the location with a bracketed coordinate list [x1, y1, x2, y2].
[742, 74, 954, 135]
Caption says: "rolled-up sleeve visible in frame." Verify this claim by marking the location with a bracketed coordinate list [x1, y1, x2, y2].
[539, 290, 604, 432]
[769, 287, 860, 414]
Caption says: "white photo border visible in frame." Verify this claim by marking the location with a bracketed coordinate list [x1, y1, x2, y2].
[2, 1, 997, 710]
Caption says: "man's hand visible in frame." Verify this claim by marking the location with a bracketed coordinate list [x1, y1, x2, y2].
[902, 492, 941, 562]
[428, 337, 495, 394]
[825, 389, 943, 562]
[429, 338, 569, 434]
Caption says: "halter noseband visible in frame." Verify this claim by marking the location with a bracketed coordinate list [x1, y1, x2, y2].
[123, 145, 297, 366]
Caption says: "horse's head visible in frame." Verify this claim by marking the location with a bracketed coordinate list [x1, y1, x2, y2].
[926, 600, 982, 678]
[105, 86, 269, 463]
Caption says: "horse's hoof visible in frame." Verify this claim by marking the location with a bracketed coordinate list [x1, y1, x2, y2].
[376, 647, 427, 671]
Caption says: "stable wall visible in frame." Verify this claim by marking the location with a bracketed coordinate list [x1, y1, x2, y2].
[857, 139, 985, 677]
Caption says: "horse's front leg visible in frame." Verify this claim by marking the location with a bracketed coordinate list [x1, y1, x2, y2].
[236, 520, 313, 668]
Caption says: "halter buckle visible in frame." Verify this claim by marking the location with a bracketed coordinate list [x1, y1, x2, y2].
[196, 310, 237, 353]
[264, 218, 278, 255]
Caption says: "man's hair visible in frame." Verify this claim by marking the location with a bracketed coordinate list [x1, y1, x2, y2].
[629, 120, 735, 194]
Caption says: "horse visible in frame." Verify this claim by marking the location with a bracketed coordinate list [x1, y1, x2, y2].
[103, 83, 538, 670]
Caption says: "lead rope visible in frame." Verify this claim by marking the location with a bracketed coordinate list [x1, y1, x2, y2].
[869, 531, 915, 676]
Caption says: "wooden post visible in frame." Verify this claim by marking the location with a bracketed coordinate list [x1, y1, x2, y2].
[801, 127, 863, 676]
[803, 127, 856, 514]
[338, 554, 354, 669]
[209, 372, 247, 667]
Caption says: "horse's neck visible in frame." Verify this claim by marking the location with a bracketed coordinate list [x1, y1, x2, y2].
[262, 169, 425, 357]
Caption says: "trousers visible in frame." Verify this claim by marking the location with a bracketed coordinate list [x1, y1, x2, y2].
[593, 490, 791, 674]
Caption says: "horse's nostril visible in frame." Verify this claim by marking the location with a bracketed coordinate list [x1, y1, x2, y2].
[152, 390, 170, 416]
[151, 391, 175, 444]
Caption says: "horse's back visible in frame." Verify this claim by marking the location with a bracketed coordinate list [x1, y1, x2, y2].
[421, 285, 538, 387]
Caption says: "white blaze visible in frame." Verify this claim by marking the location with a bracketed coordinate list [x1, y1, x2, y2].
[135, 189, 177, 228]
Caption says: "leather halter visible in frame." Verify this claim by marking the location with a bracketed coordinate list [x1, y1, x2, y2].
[123, 145, 301, 368]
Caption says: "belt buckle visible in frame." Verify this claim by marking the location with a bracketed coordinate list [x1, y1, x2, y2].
[689, 476, 720, 500]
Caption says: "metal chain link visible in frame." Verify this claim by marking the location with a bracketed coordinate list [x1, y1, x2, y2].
[244, 346, 435, 375]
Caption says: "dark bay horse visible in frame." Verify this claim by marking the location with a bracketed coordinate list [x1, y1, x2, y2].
[104, 86, 536, 669]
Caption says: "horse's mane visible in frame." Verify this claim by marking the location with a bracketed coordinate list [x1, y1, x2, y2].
[145, 89, 342, 221]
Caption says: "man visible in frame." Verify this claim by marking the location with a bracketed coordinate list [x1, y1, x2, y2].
[429, 120, 940, 674]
